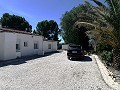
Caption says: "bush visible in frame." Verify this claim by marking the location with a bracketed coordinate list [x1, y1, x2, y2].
[100, 51, 113, 63]
[96, 43, 113, 53]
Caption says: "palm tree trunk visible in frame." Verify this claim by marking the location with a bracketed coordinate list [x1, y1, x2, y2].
[113, 48, 120, 69]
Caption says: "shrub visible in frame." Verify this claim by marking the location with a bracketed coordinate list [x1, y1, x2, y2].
[100, 51, 113, 63]
[96, 43, 113, 53]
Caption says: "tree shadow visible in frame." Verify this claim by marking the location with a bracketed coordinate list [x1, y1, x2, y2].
[70, 56, 92, 62]
[0, 51, 62, 67]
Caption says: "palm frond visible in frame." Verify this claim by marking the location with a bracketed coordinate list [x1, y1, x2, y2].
[76, 0, 120, 48]
[105, 0, 119, 15]
[92, 0, 108, 9]
[85, 1, 109, 19]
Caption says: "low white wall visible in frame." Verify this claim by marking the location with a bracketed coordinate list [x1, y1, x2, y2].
[62, 45, 68, 50]
[16, 52, 21, 58]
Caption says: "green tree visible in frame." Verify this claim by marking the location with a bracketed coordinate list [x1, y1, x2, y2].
[60, 4, 90, 49]
[77, 0, 120, 69]
[0, 13, 32, 32]
[33, 29, 37, 34]
[36, 20, 60, 41]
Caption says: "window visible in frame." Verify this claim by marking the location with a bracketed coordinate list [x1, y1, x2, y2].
[16, 44, 20, 52]
[34, 43, 38, 49]
[48, 44, 51, 49]
[24, 42, 28, 47]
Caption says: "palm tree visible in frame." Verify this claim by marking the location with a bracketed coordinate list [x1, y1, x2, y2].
[76, 0, 120, 69]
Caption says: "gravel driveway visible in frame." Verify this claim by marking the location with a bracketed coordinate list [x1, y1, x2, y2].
[0, 51, 114, 90]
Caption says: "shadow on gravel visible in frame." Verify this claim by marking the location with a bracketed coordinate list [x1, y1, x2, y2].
[70, 56, 92, 62]
[0, 51, 62, 67]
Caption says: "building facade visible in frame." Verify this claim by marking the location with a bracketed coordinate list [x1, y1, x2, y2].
[0, 28, 57, 60]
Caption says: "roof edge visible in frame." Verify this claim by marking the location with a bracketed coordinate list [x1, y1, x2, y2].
[0, 28, 43, 37]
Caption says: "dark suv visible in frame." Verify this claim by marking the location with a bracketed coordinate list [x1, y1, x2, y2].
[67, 44, 85, 60]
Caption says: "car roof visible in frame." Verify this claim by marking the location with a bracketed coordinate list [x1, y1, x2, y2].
[69, 44, 81, 47]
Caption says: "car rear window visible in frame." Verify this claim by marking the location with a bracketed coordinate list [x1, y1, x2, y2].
[69, 45, 82, 50]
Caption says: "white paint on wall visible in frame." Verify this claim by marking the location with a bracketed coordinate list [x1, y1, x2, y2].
[16, 33, 43, 57]
[0, 31, 57, 60]
[43, 41, 57, 53]
[62, 45, 69, 50]
[0, 33, 5, 60]
[52, 41, 57, 51]
[43, 41, 52, 53]
[16, 52, 21, 58]
[4, 32, 17, 60]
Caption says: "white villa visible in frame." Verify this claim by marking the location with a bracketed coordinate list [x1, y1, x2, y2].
[0, 28, 57, 60]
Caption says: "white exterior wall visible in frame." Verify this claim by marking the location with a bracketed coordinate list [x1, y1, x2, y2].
[43, 41, 47, 53]
[62, 45, 69, 50]
[2, 32, 17, 60]
[16, 33, 43, 57]
[52, 42, 57, 51]
[43, 41, 52, 53]
[47, 41, 53, 52]
[0, 33, 5, 60]
[0, 31, 57, 60]
[43, 41, 57, 53]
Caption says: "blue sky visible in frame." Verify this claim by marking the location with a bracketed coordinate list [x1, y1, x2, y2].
[0, 0, 105, 43]
[0, 0, 85, 29]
